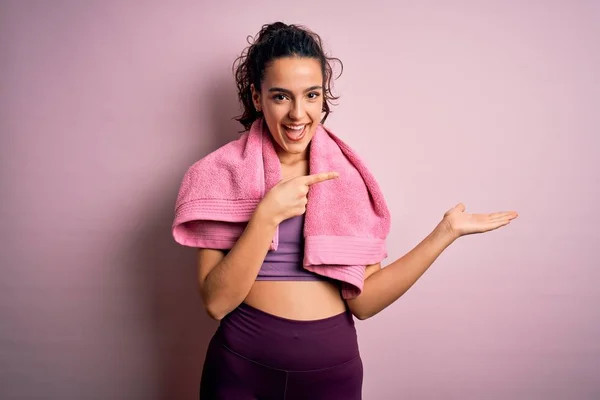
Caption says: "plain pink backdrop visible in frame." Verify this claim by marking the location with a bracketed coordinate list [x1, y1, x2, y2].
[2, 1, 599, 399]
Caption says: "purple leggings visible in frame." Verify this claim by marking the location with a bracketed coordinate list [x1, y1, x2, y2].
[199, 302, 363, 399]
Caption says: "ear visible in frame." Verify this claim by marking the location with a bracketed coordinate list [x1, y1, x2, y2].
[250, 84, 261, 112]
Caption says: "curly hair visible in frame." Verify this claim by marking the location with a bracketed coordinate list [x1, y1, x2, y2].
[232, 22, 343, 131]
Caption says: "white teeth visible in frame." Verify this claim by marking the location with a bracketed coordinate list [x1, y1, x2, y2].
[285, 125, 305, 130]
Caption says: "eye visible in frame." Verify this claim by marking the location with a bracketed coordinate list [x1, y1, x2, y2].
[272, 94, 288, 101]
[307, 92, 321, 100]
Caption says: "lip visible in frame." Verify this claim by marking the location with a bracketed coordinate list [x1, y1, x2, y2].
[282, 124, 308, 142]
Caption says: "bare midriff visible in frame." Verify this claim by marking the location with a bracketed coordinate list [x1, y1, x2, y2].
[244, 280, 347, 320]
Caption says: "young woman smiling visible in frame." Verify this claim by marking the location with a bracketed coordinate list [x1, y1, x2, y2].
[173, 21, 519, 400]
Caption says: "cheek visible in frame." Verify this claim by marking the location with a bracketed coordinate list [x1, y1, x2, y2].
[263, 103, 285, 119]
[309, 102, 324, 118]
[314, 96, 325, 110]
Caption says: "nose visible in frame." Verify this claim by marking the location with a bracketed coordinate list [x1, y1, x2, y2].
[288, 100, 306, 120]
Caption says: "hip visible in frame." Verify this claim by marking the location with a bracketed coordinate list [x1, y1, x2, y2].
[215, 301, 360, 371]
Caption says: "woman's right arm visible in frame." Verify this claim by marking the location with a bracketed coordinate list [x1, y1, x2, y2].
[196, 172, 339, 321]
[197, 205, 278, 321]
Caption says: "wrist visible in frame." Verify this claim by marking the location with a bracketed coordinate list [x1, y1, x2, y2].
[435, 218, 460, 245]
[252, 203, 280, 229]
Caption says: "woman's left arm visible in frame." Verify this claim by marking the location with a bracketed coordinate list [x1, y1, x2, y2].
[346, 203, 518, 320]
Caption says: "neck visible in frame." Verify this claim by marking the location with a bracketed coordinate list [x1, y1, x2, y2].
[276, 148, 309, 165]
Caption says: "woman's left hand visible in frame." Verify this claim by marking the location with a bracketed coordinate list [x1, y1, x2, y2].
[441, 203, 519, 239]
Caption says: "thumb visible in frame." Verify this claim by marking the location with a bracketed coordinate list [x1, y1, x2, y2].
[445, 202, 465, 216]
[277, 174, 301, 185]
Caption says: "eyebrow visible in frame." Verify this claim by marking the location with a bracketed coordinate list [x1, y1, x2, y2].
[268, 85, 323, 94]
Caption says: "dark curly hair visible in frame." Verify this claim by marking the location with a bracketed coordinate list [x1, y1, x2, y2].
[232, 22, 343, 131]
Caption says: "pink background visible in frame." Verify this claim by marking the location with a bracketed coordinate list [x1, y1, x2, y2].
[2, 1, 599, 399]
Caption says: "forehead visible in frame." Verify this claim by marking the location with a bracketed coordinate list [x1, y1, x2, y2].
[263, 57, 323, 90]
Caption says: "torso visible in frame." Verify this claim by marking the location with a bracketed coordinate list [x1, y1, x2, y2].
[243, 159, 347, 320]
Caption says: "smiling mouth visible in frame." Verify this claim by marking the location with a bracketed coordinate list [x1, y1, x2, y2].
[282, 124, 308, 142]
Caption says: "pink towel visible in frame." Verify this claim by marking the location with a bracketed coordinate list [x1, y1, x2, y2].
[172, 119, 390, 299]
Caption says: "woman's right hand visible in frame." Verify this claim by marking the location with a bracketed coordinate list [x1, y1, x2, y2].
[256, 172, 340, 226]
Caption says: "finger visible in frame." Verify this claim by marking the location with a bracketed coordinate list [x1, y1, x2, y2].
[303, 172, 340, 186]
[477, 220, 511, 233]
[484, 216, 514, 226]
[473, 214, 513, 226]
[490, 219, 512, 230]
[487, 212, 519, 222]
[488, 211, 519, 219]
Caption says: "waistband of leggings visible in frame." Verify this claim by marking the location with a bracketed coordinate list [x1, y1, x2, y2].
[214, 302, 359, 370]
[232, 301, 353, 328]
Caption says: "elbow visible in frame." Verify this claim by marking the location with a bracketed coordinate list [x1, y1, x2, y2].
[202, 296, 229, 321]
[353, 310, 373, 321]
[348, 304, 374, 321]
[205, 304, 225, 321]
[199, 284, 228, 321]
[199, 283, 246, 321]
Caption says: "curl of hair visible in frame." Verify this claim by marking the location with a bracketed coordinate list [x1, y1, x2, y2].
[232, 22, 343, 131]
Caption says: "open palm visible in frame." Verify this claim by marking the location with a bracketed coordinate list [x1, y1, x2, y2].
[443, 203, 519, 238]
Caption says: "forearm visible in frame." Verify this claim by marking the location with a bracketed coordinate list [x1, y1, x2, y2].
[202, 206, 277, 319]
[350, 221, 458, 320]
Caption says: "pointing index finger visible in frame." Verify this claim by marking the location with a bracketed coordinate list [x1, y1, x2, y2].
[304, 172, 340, 186]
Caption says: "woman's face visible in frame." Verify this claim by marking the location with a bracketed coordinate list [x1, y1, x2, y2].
[252, 57, 324, 161]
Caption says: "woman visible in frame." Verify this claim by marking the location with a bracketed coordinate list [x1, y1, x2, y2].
[173, 22, 518, 399]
